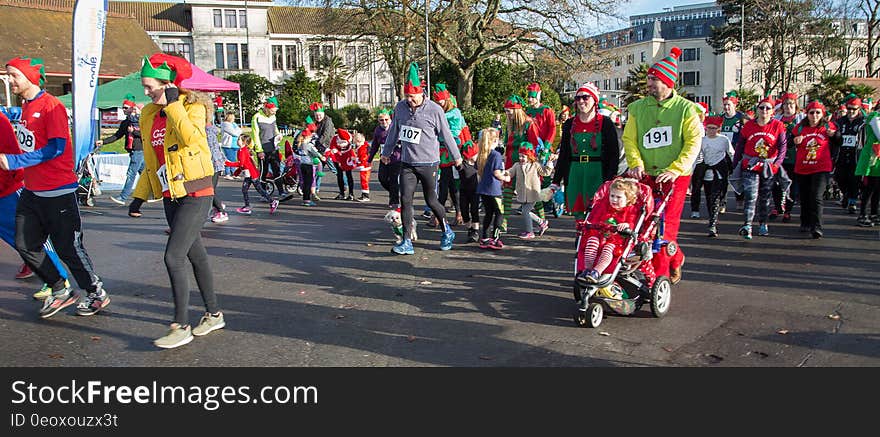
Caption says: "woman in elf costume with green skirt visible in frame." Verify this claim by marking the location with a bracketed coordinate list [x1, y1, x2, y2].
[855, 109, 880, 226]
[501, 95, 541, 231]
[550, 82, 620, 219]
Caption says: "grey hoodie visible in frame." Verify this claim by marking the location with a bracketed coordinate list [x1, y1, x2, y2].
[382, 98, 459, 166]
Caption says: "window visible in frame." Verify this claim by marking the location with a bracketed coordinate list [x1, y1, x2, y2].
[380, 84, 393, 105]
[681, 48, 700, 62]
[345, 46, 356, 68]
[751, 69, 762, 83]
[614, 58, 621, 67]
[346, 84, 357, 102]
[627, 53, 634, 64]
[162, 43, 176, 53]
[804, 69, 815, 82]
[855, 69, 865, 78]
[177, 43, 191, 62]
[824, 69, 833, 77]
[859, 47, 868, 57]
[735, 69, 742, 84]
[680, 71, 700, 86]
[614, 78, 622, 90]
[215, 43, 225, 69]
[213, 9, 222, 28]
[698, 96, 712, 110]
[358, 46, 369, 66]
[285, 45, 297, 70]
[226, 43, 239, 69]
[693, 24, 703, 35]
[322, 45, 334, 63]
[603, 79, 610, 90]
[675, 25, 686, 37]
[640, 51, 646, 62]
[225, 10, 237, 28]
[359, 84, 371, 104]
[309, 45, 321, 68]
[241, 44, 249, 69]
[272, 45, 283, 70]
[594, 80, 600, 88]
[638, 29, 646, 41]
[239, 10, 247, 28]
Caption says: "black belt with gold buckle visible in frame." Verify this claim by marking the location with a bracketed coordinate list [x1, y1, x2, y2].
[577, 155, 593, 162]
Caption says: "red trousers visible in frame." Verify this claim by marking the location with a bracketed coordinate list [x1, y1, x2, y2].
[646, 175, 690, 277]
[359, 169, 371, 192]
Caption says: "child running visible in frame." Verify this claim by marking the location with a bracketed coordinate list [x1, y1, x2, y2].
[353, 132, 372, 202]
[459, 127, 489, 243]
[476, 128, 511, 249]
[506, 140, 556, 239]
[225, 134, 279, 214]
[297, 128, 325, 206]
[699, 115, 735, 237]
[577, 178, 640, 284]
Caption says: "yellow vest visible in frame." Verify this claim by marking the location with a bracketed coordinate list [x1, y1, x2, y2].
[133, 95, 213, 199]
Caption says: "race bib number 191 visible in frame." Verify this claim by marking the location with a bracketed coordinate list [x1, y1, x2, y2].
[400, 125, 422, 145]
[643, 126, 673, 149]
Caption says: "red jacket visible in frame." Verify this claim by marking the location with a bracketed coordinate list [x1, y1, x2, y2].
[225, 145, 259, 178]
[0, 113, 24, 198]
[325, 136, 360, 171]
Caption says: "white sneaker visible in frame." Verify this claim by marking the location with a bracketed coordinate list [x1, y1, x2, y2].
[690, 211, 700, 219]
[109, 196, 125, 205]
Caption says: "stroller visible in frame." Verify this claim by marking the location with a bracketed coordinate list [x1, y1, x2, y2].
[572, 178, 675, 328]
[258, 138, 301, 198]
[76, 150, 102, 207]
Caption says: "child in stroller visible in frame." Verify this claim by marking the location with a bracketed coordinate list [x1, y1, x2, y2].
[572, 177, 675, 328]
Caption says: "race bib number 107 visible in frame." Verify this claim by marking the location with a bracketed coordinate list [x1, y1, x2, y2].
[400, 125, 422, 145]
[643, 126, 673, 149]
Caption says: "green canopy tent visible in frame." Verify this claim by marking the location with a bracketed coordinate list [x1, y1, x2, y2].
[57, 71, 149, 109]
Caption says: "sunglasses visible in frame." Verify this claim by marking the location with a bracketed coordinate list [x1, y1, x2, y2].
[574, 95, 592, 101]
[847, 107, 860, 111]
[757, 106, 773, 111]
[808, 110, 823, 114]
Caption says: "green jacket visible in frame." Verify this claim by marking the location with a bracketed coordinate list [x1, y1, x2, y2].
[622, 91, 702, 176]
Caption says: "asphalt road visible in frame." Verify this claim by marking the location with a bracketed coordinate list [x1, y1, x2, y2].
[1, 177, 878, 367]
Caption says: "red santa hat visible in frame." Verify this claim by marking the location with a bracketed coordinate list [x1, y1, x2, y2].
[704, 115, 723, 127]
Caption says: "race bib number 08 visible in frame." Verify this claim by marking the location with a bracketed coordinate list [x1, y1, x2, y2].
[157, 164, 169, 192]
[14, 125, 36, 152]
[400, 125, 422, 145]
[842, 135, 857, 148]
[643, 126, 673, 149]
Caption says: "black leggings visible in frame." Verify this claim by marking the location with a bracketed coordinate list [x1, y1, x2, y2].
[300, 164, 314, 201]
[480, 195, 504, 240]
[459, 186, 479, 224]
[400, 163, 446, 238]
[797, 172, 830, 231]
[162, 196, 219, 325]
[15, 191, 101, 293]
[242, 177, 272, 206]
[261, 150, 285, 193]
[378, 161, 401, 206]
[438, 166, 459, 211]
[690, 163, 708, 212]
[860, 176, 880, 216]
[212, 172, 225, 212]
[835, 157, 860, 202]
[772, 163, 795, 213]
[704, 177, 727, 228]
[337, 170, 354, 196]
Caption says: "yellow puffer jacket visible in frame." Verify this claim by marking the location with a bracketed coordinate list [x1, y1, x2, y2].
[133, 94, 214, 200]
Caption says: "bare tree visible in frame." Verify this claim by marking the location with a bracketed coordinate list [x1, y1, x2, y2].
[861, 0, 880, 76]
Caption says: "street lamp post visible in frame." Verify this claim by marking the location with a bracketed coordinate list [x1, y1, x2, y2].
[740, 3, 744, 89]
[425, 0, 431, 93]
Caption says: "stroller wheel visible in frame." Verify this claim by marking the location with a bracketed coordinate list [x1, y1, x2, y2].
[650, 277, 672, 318]
[584, 303, 603, 328]
[262, 182, 275, 197]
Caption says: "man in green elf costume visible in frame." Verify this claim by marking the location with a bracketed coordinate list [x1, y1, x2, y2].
[622, 47, 701, 285]
[252, 96, 286, 196]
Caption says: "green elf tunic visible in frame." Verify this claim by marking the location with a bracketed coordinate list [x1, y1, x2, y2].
[622, 91, 702, 177]
[552, 114, 620, 216]
[856, 112, 880, 177]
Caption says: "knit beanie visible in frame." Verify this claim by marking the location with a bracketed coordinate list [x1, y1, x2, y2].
[647, 47, 682, 88]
